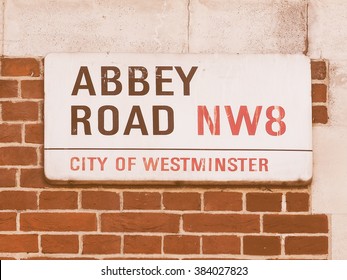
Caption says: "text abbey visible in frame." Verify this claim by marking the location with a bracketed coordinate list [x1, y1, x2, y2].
[70, 66, 286, 137]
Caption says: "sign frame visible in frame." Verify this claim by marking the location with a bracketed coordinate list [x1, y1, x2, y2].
[44, 53, 312, 186]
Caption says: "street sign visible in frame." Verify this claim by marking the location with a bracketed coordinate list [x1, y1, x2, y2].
[44, 53, 312, 185]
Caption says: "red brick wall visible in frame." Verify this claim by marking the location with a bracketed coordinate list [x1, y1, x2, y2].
[0, 57, 329, 259]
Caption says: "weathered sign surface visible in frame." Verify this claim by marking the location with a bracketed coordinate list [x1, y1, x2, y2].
[44, 54, 312, 185]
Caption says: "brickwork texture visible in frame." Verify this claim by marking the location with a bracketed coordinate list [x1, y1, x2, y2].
[0, 57, 329, 259]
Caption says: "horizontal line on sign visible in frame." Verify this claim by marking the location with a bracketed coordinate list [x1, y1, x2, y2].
[44, 148, 312, 152]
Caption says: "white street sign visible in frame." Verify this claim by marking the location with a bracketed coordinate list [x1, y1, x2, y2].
[44, 53, 312, 185]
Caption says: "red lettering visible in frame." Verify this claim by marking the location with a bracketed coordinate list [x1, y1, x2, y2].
[259, 158, 269, 171]
[238, 158, 247, 171]
[249, 158, 257, 172]
[180, 158, 190, 171]
[161, 157, 170, 171]
[128, 157, 136, 171]
[98, 157, 108, 171]
[197, 106, 220, 135]
[227, 158, 237, 171]
[224, 105, 262, 135]
[266, 106, 286, 136]
[143, 157, 159, 171]
[70, 157, 108, 171]
[191, 158, 205, 171]
[115, 157, 126, 171]
[88, 157, 96, 170]
[70, 157, 79, 171]
[170, 157, 180, 171]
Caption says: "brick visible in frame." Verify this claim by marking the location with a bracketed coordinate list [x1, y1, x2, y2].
[21, 168, 51, 188]
[0, 234, 38, 252]
[164, 235, 200, 254]
[163, 192, 200, 210]
[312, 106, 328, 124]
[1, 101, 39, 121]
[21, 80, 44, 99]
[244, 236, 281, 256]
[25, 123, 43, 144]
[0, 191, 37, 210]
[204, 192, 242, 211]
[23, 257, 96, 260]
[0, 147, 37, 166]
[0, 168, 17, 187]
[286, 192, 309, 212]
[104, 257, 177, 260]
[311, 61, 326, 80]
[38, 146, 43, 167]
[124, 235, 161, 254]
[123, 192, 161, 210]
[285, 236, 328, 255]
[40, 191, 78, 210]
[38, 100, 44, 123]
[82, 191, 120, 210]
[183, 214, 259, 233]
[0, 124, 21, 143]
[101, 213, 180, 233]
[246, 193, 282, 212]
[263, 214, 328, 233]
[0, 80, 18, 98]
[41, 235, 79, 253]
[21, 213, 97, 231]
[1, 58, 40, 77]
[0, 212, 17, 231]
[83, 235, 120, 254]
[202, 235, 240, 254]
[312, 84, 327, 102]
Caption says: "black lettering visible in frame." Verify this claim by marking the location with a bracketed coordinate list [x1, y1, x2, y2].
[124, 106, 148, 135]
[129, 66, 150, 96]
[175, 66, 198, 96]
[71, 105, 91, 135]
[101, 66, 122, 95]
[71, 66, 96, 96]
[156, 66, 173, 95]
[153, 106, 174, 135]
[98, 106, 119, 135]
